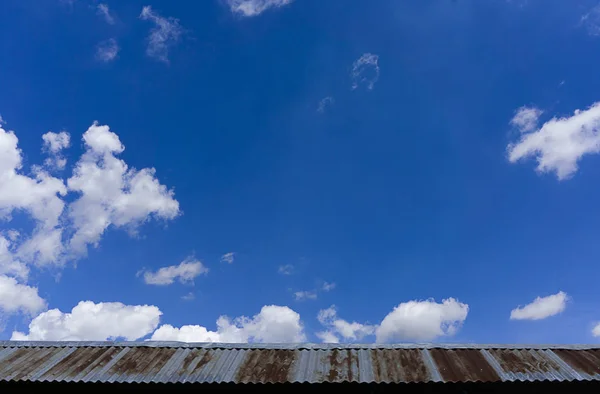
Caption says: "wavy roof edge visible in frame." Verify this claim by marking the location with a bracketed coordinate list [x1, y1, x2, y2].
[2, 341, 600, 349]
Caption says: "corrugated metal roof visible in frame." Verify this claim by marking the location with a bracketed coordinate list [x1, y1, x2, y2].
[0, 342, 598, 384]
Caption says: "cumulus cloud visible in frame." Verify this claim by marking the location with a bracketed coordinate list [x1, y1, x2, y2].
[510, 291, 568, 321]
[139, 6, 183, 63]
[0, 120, 179, 274]
[151, 305, 306, 343]
[278, 264, 293, 275]
[141, 257, 208, 286]
[593, 323, 600, 337]
[317, 96, 334, 113]
[12, 301, 161, 341]
[316, 305, 376, 343]
[95, 38, 119, 63]
[351, 53, 379, 90]
[507, 102, 600, 180]
[42, 131, 70, 170]
[226, 0, 294, 17]
[0, 275, 46, 316]
[67, 122, 180, 257]
[220, 252, 235, 264]
[376, 298, 469, 343]
[96, 3, 115, 24]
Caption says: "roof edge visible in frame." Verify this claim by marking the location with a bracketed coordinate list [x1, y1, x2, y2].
[1, 341, 599, 350]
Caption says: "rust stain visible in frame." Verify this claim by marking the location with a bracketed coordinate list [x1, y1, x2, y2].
[235, 349, 296, 383]
[12, 347, 62, 381]
[554, 349, 600, 376]
[327, 348, 340, 381]
[42, 347, 105, 380]
[109, 347, 164, 376]
[139, 347, 177, 377]
[370, 349, 430, 383]
[489, 349, 559, 374]
[0, 348, 30, 374]
[430, 349, 500, 382]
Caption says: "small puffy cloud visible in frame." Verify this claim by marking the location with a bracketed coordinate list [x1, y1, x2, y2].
[0, 275, 46, 316]
[12, 300, 161, 341]
[507, 102, 600, 180]
[317, 305, 375, 343]
[139, 6, 183, 64]
[351, 53, 379, 90]
[141, 257, 208, 286]
[322, 281, 335, 291]
[317, 96, 334, 113]
[510, 291, 568, 321]
[510, 106, 543, 133]
[151, 305, 305, 343]
[42, 131, 70, 170]
[96, 4, 115, 24]
[67, 122, 180, 257]
[181, 292, 195, 301]
[220, 252, 235, 264]
[375, 298, 469, 343]
[593, 323, 600, 337]
[226, 0, 294, 17]
[95, 38, 119, 63]
[294, 290, 317, 301]
[278, 264, 293, 275]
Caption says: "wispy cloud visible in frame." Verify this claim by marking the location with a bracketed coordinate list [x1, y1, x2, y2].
[139, 257, 208, 286]
[317, 96, 334, 113]
[322, 281, 336, 291]
[581, 4, 600, 36]
[181, 292, 195, 301]
[278, 264, 294, 275]
[226, 0, 294, 17]
[96, 3, 115, 24]
[294, 290, 317, 301]
[139, 6, 183, 64]
[95, 38, 119, 63]
[351, 53, 379, 90]
[220, 252, 235, 264]
[510, 291, 569, 320]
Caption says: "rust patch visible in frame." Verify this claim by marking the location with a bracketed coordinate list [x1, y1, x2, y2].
[489, 349, 559, 374]
[11, 347, 62, 380]
[42, 347, 105, 380]
[109, 347, 165, 377]
[0, 348, 30, 374]
[327, 349, 340, 381]
[554, 349, 600, 376]
[430, 349, 500, 382]
[322, 349, 359, 382]
[371, 349, 430, 383]
[235, 349, 296, 383]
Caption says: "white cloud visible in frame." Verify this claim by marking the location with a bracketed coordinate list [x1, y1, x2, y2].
[181, 292, 195, 301]
[151, 305, 305, 343]
[42, 131, 70, 170]
[510, 291, 568, 321]
[139, 6, 183, 64]
[593, 323, 600, 337]
[96, 4, 115, 24]
[317, 96, 334, 113]
[278, 264, 293, 275]
[12, 300, 161, 341]
[351, 53, 379, 90]
[0, 236, 29, 280]
[322, 281, 335, 291]
[507, 102, 600, 180]
[317, 305, 375, 343]
[510, 106, 542, 133]
[226, 0, 294, 17]
[294, 290, 317, 301]
[95, 39, 119, 63]
[66, 122, 180, 257]
[375, 298, 469, 343]
[141, 257, 208, 286]
[0, 275, 46, 315]
[220, 252, 235, 264]
[316, 330, 339, 343]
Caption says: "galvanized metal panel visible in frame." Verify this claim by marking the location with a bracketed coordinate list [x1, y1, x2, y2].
[0, 342, 598, 384]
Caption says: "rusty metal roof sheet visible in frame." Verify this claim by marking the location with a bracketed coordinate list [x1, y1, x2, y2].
[0, 342, 598, 384]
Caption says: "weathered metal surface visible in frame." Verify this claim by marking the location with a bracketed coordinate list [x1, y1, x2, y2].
[0, 342, 599, 384]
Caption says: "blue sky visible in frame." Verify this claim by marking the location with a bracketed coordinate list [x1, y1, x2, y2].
[2, 0, 600, 344]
